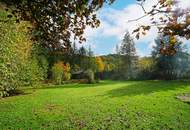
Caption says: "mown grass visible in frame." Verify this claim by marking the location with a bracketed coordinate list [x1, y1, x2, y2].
[1, 80, 190, 130]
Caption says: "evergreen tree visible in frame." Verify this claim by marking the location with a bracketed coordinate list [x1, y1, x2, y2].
[87, 45, 96, 72]
[119, 31, 138, 79]
[88, 45, 93, 57]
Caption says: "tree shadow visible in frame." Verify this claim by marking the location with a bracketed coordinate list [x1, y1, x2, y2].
[37, 80, 119, 89]
[105, 81, 190, 97]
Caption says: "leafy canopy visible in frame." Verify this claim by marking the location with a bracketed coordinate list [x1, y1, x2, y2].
[132, 0, 190, 55]
[1, 0, 115, 51]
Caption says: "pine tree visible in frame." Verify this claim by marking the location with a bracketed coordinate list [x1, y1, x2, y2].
[87, 45, 96, 72]
[119, 31, 138, 79]
[88, 45, 93, 57]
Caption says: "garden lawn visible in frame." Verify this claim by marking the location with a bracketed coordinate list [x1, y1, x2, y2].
[1, 80, 190, 130]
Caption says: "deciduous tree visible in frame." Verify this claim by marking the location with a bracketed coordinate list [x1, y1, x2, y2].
[95, 56, 105, 73]
[131, 0, 190, 55]
[1, 0, 115, 51]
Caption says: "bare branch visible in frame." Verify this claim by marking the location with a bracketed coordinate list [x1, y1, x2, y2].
[127, 14, 148, 23]
[137, 2, 147, 14]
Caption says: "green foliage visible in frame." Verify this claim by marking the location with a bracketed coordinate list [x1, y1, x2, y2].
[77, 46, 97, 72]
[72, 64, 81, 72]
[137, 57, 155, 80]
[113, 31, 138, 80]
[1, 0, 115, 50]
[84, 69, 95, 83]
[0, 10, 23, 97]
[48, 46, 97, 75]
[0, 9, 48, 97]
[152, 35, 190, 80]
[31, 44, 49, 80]
[51, 62, 65, 85]
[51, 61, 71, 84]
[20, 56, 47, 86]
[62, 63, 71, 81]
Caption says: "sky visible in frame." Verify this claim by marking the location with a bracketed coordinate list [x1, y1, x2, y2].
[80, 0, 190, 56]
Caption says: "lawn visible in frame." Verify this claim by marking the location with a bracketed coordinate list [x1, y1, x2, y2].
[1, 80, 190, 130]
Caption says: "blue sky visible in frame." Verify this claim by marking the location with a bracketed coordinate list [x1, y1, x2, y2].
[81, 0, 190, 56]
[105, 0, 135, 9]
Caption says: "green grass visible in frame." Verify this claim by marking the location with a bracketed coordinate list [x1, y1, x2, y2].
[1, 80, 190, 130]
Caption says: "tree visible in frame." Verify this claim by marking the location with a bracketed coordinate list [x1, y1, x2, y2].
[1, 0, 115, 51]
[78, 46, 88, 70]
[51, 61, 71, 84]
[137, 57, 155, 80]
[95, 56, 105, 73]
[87, 45, 97, 72]
[131, 0, 190, 55]
[152, 34, 190, 80]
[0, 8, 48, 97]
[95, 56, 105, 80]
[119, 31, 138, 79]
[63, 63, 71, 81]
[51, 61, 65, 84]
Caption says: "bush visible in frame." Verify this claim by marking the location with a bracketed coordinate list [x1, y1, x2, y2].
[20, 56, 47, 86]
[51, 61, 71, 84]
[84, 69, 95, 83]
[51, 61, 65, 84]
[62, 63, 71, 81]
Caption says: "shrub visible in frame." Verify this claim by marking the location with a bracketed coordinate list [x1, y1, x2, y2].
[51, 61, 65, 84]
[84, 69, 95, 83]
[51, 61, 71, 84]
[31, 44, 49, 80]
[62, 63, 71, 81]
[20, 56, 47, 86]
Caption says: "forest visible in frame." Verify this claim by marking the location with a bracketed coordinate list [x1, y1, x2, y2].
[1, 0, 190, 129]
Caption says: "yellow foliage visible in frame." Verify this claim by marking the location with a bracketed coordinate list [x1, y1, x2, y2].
[95, 56, 105, 72]
[52, 61, 71, 82]
[138, 57, 154, 71]
[170, 36, 177, 45]
[14, 21, 33, 61]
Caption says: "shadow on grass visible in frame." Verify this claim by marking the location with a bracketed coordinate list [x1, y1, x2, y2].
[0, 89, 33, 99]
[38, 80, 120, 89]
[105, 81, 190, 97]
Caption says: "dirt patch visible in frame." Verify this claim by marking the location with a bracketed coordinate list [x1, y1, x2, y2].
[176, 93, 190, 104]
[40, 103, 64, 114]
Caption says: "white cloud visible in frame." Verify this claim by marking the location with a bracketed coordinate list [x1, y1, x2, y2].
[83, 0, 190, 56]
[176, 0, 190, 9]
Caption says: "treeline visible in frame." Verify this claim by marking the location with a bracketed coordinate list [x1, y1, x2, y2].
[0, 6, 104, 97]
[0, 13, 101, 97]
[1, 6, 190, 97]
[100, 32, 190, 80]
[47, 44, 103, 84]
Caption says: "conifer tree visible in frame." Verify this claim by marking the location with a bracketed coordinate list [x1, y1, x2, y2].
[119, 31, 138, 79]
